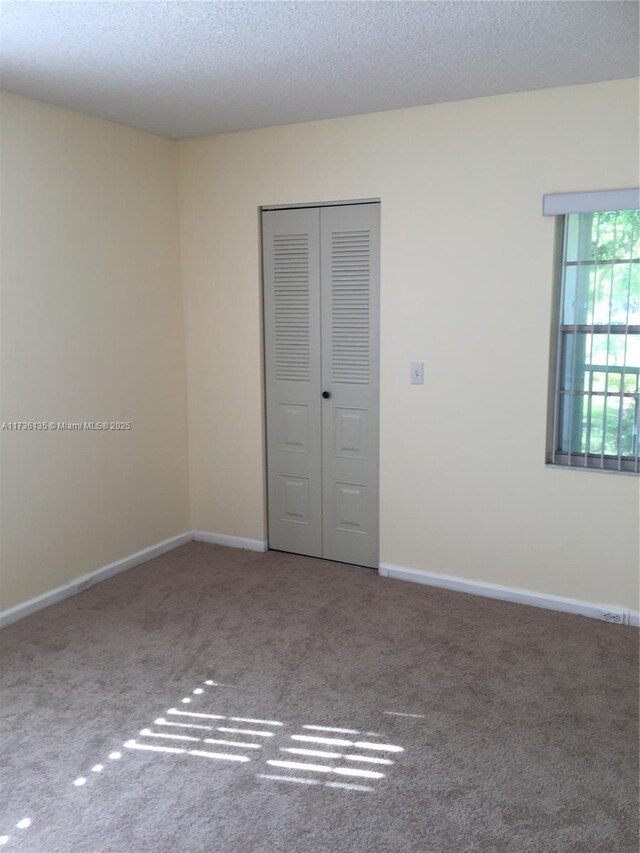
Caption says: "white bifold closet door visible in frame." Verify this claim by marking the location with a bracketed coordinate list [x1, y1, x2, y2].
[263, 202, 379, 568]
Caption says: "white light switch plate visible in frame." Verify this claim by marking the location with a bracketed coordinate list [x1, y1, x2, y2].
[410, 362, 424, 384]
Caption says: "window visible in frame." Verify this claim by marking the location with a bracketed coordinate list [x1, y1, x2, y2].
[548, 204, 639, 473]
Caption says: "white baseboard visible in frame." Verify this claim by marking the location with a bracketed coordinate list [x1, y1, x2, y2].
[0, 532, 193, 629]
[193, 530, 268, 552]
[0, 529, 268, 629]
[4, 531, 633, 630]
[378, 563, 639, 627]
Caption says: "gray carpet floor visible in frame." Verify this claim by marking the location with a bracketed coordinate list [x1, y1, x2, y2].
[0, 542, 638, 852]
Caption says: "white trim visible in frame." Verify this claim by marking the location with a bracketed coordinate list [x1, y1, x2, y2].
[378, 563, 638, 627]
[261, 198, 380, 211]
[193, 530, 268, 552]
[542, 187, 639, 216]
[0, 532, 193, 629]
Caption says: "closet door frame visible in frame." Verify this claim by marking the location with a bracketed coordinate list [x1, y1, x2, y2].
[260, 198, 381, 566]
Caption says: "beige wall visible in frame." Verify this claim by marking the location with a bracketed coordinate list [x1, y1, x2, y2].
[177, 79, 640, 610]
[0, 93, 189, 610]
[1, 81, 638, 616]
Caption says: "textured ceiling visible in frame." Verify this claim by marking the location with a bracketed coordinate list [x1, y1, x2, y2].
[1, 1, 638, 139]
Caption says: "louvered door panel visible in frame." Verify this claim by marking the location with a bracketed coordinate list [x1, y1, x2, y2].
[320, 204, 380, 568]
[332, 230, 371, 385]
[263, 208, 322, 558]
[273, 233, 311, 381]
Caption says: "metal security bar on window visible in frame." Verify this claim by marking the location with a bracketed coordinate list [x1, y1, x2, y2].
[551, 209, 640, 473]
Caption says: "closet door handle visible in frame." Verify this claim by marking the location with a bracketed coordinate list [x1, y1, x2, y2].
[322, 391, 331, 399]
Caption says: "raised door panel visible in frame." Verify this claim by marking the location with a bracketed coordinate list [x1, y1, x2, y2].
[320, 204, 380, 568]
[263, 208, 322, 557]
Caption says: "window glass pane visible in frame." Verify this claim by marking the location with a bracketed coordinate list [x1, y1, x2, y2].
[592, 265, 614, 325]
[582, 396, 631, 456]
[562, 265, 577, 324]
[558, 387, 638, 457]
[557, 331, 640, 459]
[562, 255, 591, 325]
[607, 373, 621, 393]
[564, 213, 592, 263]
[554, 209, 640, 468]
[562, 210, 640, 326]
[604, 394, 624, 455]
[585, 396, 605, 454]
[625, 334, 640, 370]
[558, 393, 578, 454]
[561, 333, 640, 379]
[558, 333, 587, 454]
[626, 263, 640, 326]
[595, 210, 640, 262]
[619, 397, 638, 458]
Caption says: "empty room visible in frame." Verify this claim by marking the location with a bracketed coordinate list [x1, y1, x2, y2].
[0, 1, 638, 851]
